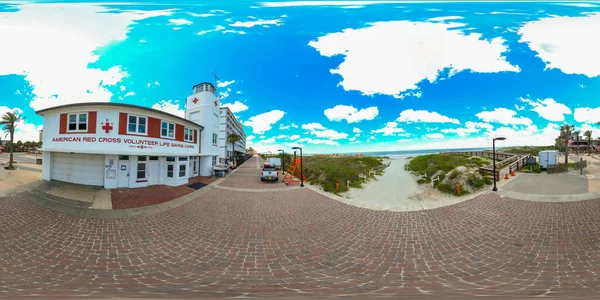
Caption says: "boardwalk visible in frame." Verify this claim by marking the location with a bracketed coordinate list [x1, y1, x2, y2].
[1, 156, 600, 298]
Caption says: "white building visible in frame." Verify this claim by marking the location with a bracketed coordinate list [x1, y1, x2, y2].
[218, 106, 246, 163]
[36, 83, 220, 189]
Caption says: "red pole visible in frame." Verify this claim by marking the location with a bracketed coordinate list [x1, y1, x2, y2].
[336, 182, 339, 191]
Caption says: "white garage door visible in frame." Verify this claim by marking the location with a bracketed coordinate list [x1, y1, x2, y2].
[52, 152, 104, 186]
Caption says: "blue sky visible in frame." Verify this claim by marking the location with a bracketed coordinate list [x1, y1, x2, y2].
[1, 0, 600, 154]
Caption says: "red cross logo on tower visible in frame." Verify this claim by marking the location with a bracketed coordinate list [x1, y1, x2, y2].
[192, 97, 199, 104]
[101, 119, 113, 133]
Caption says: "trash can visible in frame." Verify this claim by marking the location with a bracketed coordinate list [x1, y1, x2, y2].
[36, 158, 42, 165]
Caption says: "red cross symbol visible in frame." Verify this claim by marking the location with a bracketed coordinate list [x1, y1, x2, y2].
[192, 98, 198, 104]
[101, 120, 113, 133]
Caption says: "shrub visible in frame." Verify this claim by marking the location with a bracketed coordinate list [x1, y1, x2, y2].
[437, 183, 456, 195]
[417, 177, 430, 185]
[467, 175, 487, 189]
[448, 170, 461, 180]
[483, 177, 492, 185]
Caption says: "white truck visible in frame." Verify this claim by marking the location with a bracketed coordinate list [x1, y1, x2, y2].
[267, 157, 282, 170]
[538, 150, 559, 169]
[261, 163, 279, 182]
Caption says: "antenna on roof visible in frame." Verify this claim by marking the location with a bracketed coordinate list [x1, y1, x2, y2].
[212, 70, 220, 92]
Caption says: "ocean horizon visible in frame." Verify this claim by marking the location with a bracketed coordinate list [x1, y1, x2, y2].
[304, 147, 497, 157]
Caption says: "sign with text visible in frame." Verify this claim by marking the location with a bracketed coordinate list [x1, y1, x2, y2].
[50, 136, 197, 153]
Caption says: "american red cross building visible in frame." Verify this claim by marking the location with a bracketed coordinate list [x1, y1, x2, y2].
[36, 82, 224, 189]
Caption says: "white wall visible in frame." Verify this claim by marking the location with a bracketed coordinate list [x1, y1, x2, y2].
[186, 87, 220, 176]
[41, 105, 201, 156]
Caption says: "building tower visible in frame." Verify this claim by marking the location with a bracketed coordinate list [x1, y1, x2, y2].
[186, 82, 220, 176]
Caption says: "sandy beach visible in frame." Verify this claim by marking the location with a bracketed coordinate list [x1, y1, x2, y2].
[343, 156, 489, 211]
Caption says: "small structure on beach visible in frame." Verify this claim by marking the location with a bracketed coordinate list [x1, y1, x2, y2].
[538, 150, 559, 169]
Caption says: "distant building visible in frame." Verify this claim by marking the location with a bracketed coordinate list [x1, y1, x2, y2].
[218, 106, 246, 163]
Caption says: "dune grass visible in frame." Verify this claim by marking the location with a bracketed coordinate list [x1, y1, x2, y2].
[407, 153, 491, 177]
[499, 146, 557, 156]
[301, 156, 386, 193]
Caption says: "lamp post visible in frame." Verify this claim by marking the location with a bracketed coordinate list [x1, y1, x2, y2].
[277, 149, 285, 173]
[492, 137, 506, 192]
[291, 146, 304, 187]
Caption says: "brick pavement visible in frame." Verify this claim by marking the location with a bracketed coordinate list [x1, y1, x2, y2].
[1, 156, 600, 298]
[111, 176, 217, 209]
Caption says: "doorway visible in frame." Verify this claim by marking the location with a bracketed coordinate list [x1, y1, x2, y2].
[117, 155, 129, 188]
[147, 156, 159, 185]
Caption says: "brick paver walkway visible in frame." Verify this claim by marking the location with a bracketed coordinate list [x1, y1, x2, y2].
[1, 156, 600, 298]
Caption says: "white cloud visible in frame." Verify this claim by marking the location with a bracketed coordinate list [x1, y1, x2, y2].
[151, 100, 185, 118]
[139, 39, 146, 43]
[169, 18, 192, 26]
[440, 121, 493, 137]
[217, 80, 235, 87]
[154, 81, 160, 86]
[247, 135, 255, 141]
[289, 134, 300, 140]
[0, 106, 40, 142]
[308, 20, 519, 98]
[291, 123, 298, 128]
[323, 104, 378, 123]
[229, 18, 283, 28]
[428, 16, 463, 22]
[279, 124, 290, 130]
[342, 5, 364, 8]
[349, 137, 357, 141]
[353, 127, 362, 133]
[371, 122, 406, 136]
[222, 29, 247, 34]
[514, 104, 525, 111]
[475, 108, 533, 126]
[0, 4, 173, 112]
[519, 97, 571, 122]
[518, 13, 600, 77]
[396, 109, 459, 124]
[243, 110, 285, 134]
[260, 1, 409, 7]
[197, 25, 228, 35]
[369, 136, 376, 140]
[398, 138, 413, 142]
[425, 133, 444, 139]
[124, 91, 135, 97]
[555, 3, 599, 7]
[301, 122, 348, 140]
[120, 85, 126, 91]
[312, 129, 348, 140]
[574, 107, 600, 123]
[221, 101, 248, 113]
[296, 138, 338, 145]
[301, 123, 326, 131]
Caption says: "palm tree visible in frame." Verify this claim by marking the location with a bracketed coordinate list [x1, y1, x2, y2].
[0, 111, 23, 170]
[584, 130, 593, 155]
[560, 124, 574, 171]
[227, 133, 242, 168]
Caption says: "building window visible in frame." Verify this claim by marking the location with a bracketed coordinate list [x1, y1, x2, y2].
[128, 115, 147, 135]
[179, 164, 186, 178]
[161, 121, 175, 138]
[149, 156, 158, 160]
[118, 155, 129, 160]
[212, 156, 217, 166]
[167, 164, 174, 178]
[166, 157, 175, 162]
[67, 113, 88, 132]
[212, 133, 217, 144]
[184, 128, 194, 142]
[179, 157, 187, 161]
[137, 157, 146, 180]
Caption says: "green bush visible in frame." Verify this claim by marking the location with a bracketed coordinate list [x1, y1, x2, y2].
[417, 177, 430, 185]
[408, 153, 489, 177]
[448, 170, 461, 180]
[437, 183, 456, 195]
[301, 156, 386, 194]
[467, 175, 487, 189]
[500, 146, 556, 156]
[483, 177, 492, 185]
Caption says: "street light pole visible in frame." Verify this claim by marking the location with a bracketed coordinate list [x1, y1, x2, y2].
[492, 137, 506, 192]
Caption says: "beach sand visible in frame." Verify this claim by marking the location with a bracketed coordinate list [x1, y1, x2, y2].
[343, 156, 490, 212]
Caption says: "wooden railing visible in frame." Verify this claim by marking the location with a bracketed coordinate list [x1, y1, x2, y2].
[440, 151, 533, 181]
